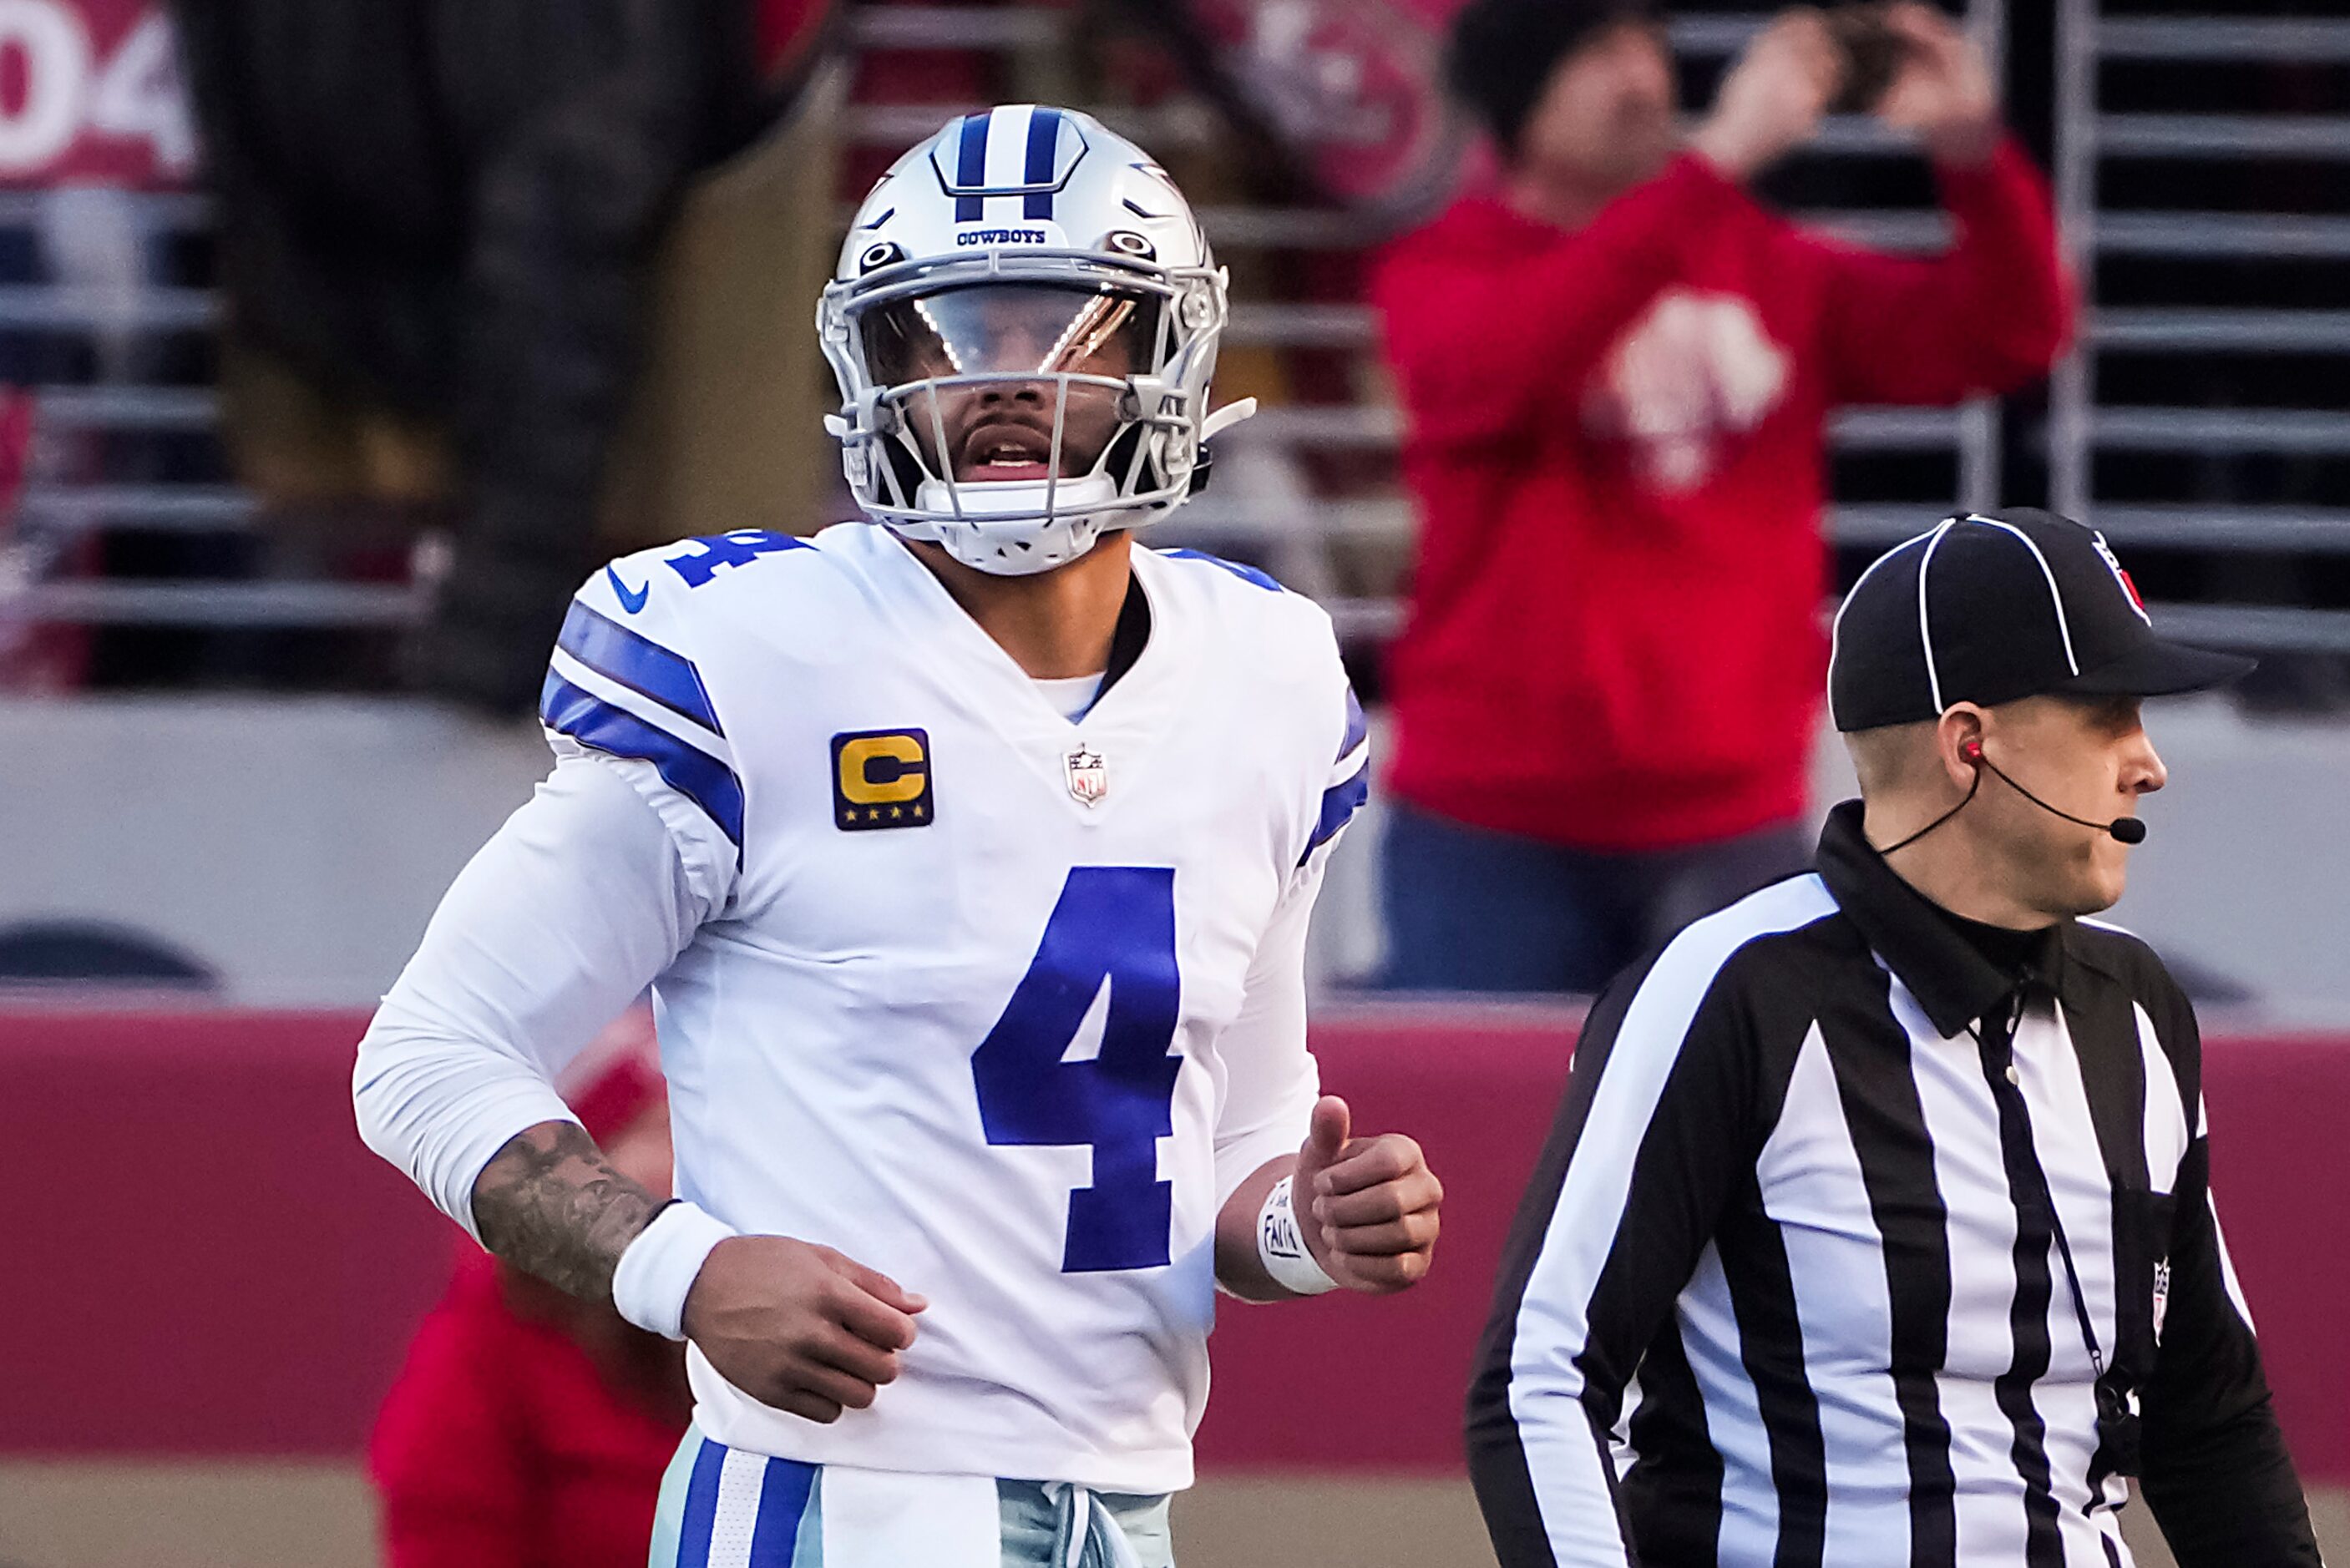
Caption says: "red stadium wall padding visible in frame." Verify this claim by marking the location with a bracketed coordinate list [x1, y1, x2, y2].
[0, 1009, 2342, 1481]
[1191, 1012, 1570, 1472]
[1, 1011, 451, 1454]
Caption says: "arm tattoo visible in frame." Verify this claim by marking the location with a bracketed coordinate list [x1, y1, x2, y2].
[470, 1120, 665, 1302]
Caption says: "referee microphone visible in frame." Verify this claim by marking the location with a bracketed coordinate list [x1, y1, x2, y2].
[1877, 738, 2146, 855]
[1962, 738, 2147, 844]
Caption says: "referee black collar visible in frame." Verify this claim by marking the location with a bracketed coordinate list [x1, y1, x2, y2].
[1816, 801, 2079, 1037]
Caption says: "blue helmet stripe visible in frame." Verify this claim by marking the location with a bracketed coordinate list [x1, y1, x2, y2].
[954, 112, 989, 221]
[558, 599, 724, 736]
[1023, 106, 1062, 220]
[540, 674, 746, 847]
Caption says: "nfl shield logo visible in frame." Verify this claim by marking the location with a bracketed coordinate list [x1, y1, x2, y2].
[1065, 744, 1108, 806]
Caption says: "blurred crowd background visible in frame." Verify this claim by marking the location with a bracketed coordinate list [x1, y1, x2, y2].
[3, 0, 2349, 1565]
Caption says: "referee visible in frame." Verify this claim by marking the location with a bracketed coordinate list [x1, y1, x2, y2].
[1468, 509, 2323, 1567]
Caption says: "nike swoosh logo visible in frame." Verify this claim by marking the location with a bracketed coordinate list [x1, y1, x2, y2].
[605, 565, 650, 615]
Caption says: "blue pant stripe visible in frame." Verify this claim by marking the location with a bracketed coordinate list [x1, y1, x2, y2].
[749, 1457, 818, 1566]
[674, 1436, 728, 1568]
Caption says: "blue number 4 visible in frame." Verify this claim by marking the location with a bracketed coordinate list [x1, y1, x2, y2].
[664, 529, 810, 588]
[972, 867, 1183, 1272]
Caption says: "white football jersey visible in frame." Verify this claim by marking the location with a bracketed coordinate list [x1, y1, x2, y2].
[361, 521, 1367, 1495]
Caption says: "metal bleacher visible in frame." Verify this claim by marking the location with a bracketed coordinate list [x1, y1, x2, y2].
[5, 0, 2347, 675]
[2050, 1, 2350, 657]
[0, 182, 284, 635]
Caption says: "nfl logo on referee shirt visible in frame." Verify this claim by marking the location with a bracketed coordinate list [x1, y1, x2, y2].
[832, 730, 934, 831]
[1065, 743, 1107, 806]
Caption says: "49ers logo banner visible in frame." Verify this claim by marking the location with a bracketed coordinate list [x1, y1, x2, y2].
[1171, 0, 1469, 230]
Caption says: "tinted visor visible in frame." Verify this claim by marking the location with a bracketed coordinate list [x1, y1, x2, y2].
[861, 283, 1160, 387]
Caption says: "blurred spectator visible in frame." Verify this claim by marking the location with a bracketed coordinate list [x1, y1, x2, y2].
[370, 1035, 686, 1568]
[1372, 0, 2069, 992]
[171, 0, 836, 714]
[0, 387, 84, 690]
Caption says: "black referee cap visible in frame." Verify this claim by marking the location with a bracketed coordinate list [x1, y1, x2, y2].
[1829, 508, 2255, 733]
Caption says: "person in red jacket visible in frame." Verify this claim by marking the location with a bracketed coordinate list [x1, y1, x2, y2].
[370, 1039, 688, 1568]
[1373, 0, 2069, 992]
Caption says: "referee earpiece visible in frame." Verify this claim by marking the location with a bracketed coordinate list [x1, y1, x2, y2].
[1962, 736, 2150, 846]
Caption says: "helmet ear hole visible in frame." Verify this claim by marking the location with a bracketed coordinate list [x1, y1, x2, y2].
[881, 437, 927, 501]
[1101, 423, 1157, 494]
[1186, 443, 1215, 497]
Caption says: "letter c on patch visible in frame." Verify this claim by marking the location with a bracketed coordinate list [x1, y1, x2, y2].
[838, 734, 928, 805]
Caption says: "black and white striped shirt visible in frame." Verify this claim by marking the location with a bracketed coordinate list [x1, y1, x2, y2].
[1469, 802, 2321, 1568]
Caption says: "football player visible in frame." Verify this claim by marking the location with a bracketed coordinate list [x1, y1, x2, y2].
[355, 105, 1442, 1568]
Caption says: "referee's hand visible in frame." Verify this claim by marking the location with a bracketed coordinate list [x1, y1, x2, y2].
[1293, 1095, 1443, 1294]
[681, 1237, 927, 1424]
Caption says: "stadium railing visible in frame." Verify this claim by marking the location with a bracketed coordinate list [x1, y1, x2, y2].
[2048, 2, 2350, 656]
[10, 2, 2350, 665]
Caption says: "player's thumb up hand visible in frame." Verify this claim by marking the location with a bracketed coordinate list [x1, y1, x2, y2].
[1289, 1096, 1444, 1297]
[1295, 1095, 1354, 1193]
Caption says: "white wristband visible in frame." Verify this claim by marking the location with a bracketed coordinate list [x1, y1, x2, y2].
[611, 1200, 738, 1340]
[1258, 1175, 1339, 1297]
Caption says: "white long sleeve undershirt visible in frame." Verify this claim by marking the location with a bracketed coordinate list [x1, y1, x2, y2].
[352, 751, 716, 1241]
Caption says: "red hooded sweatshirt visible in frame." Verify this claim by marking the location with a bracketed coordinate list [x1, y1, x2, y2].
[369, 1044, 682, 1568]
[370, 1249, 691, 1568]
[1373, 142, 2069, 852]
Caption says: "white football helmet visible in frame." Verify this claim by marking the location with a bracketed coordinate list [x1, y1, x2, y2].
[820, 105, 1254, 575]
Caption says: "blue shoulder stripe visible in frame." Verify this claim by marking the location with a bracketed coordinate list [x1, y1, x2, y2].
[1301, 766, 1370, 866]
[1338, 685, 1367, 761]
[541, 674, 745, 847]
[558, 600, 723, 736]
[1162, 548, 1284, 592]
[673, 1436, 727, 1568]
